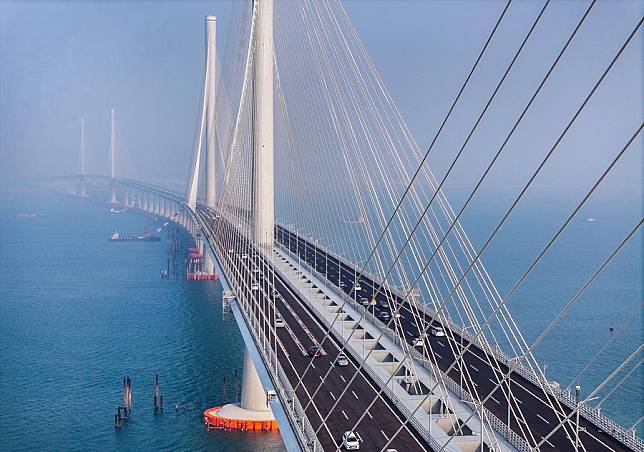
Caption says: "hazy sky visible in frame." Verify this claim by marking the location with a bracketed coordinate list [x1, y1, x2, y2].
[1, 0, 642, 202]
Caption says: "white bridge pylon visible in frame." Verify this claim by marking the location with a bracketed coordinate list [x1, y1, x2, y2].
[187, 2, 276, 426]
[186, 15, 218, 275]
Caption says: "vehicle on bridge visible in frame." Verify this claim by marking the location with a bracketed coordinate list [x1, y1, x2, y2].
[341, 431, 360, 450]
[336, 352, 349, 367]
[430, 325, 446, 337]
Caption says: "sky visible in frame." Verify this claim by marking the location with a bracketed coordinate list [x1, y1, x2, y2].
[0, 0, 642, 204]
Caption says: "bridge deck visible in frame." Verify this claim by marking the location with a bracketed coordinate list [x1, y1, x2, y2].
[197, 206, 430, 452]
[275, 226, 631, 452]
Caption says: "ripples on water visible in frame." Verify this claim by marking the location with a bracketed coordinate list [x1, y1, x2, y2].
[0, 192, 285, 451]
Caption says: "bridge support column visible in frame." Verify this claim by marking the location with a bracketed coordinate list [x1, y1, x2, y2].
[109, 181, 118, 204]
[252, 0, 274, 248]
[79, 118, 87, 198]
[124, 190, 130, 208]
[109, 109, 118, 204]
[203, 252, 214, 275]
[206, 348, 275, 429]
[205, 15, 217, 210]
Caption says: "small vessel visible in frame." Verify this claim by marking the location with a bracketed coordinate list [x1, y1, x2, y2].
[109, 207, 125, 214]
[109, 230, 161, 242]
[584, 218, 597, 223]
[15, 213, 45, 219]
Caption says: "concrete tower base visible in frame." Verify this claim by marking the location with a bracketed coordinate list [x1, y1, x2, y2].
[203, 350, 276, 431]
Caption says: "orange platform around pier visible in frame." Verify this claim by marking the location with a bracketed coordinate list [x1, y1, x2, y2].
[203, 406, 278, 431]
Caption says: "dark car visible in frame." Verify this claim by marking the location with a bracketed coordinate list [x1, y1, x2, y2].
[308, 346, 323, 357]
[378, 310, 391, 321]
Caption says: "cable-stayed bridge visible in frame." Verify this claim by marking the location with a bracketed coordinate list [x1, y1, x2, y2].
[49, 1, 643, 451]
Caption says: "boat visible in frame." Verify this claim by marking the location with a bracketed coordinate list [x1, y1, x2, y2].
[15, 213, 45, 219]
[109, 207, 125, 214]
[108, 231, 161, 242]
[584, 218, 597, 223]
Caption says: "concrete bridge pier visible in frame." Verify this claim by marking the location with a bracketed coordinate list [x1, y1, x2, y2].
[109, 181, 118, 204]
[203, 251, 215, 275]
[124, 189, 130, 208]
[209, 349, 275, 427]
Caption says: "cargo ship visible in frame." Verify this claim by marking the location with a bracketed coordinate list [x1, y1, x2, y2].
[109, 231, 161, 242]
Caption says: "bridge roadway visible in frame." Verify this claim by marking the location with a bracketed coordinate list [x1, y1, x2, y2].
[196, 206, 430, 452]
[275, 226, 630, 452]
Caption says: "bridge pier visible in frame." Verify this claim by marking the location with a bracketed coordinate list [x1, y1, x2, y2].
[206, 349, 275, 429]
[109, 109, 118, 204]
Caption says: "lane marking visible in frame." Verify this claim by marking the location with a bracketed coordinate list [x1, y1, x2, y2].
[541, 437, 556, 448]
[381, 430, 389, 440]
[366, 410, 373, 419]
[435, 352, 443, 359]
[342, 410, 348, 420]
[340, 375, 346, 383]
[355, 432, 363, 442]
[470, 364, 480, 372]
[329, 391, 336, 401]
[352, 390, 359, 400]
[490, 396, 500, 405]
[537, 414, 550, 424]
[436, 341, 445, 347]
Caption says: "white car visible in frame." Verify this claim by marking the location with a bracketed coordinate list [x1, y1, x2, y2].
[412, 336, 425, 347]
[275, 315, 285, 328]
[342, 431, 360, 450]
[430, 326, 445, 337]
[336, 352, 349, 367]
[251, 283, 259, 291]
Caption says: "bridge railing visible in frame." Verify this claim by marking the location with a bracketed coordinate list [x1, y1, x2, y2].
[196, 212, 323, 452]
[276, 224, 643, 451]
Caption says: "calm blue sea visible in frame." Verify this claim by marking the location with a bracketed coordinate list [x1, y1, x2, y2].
[0, 191, 285, 451]
[0, 189, 641, 450]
